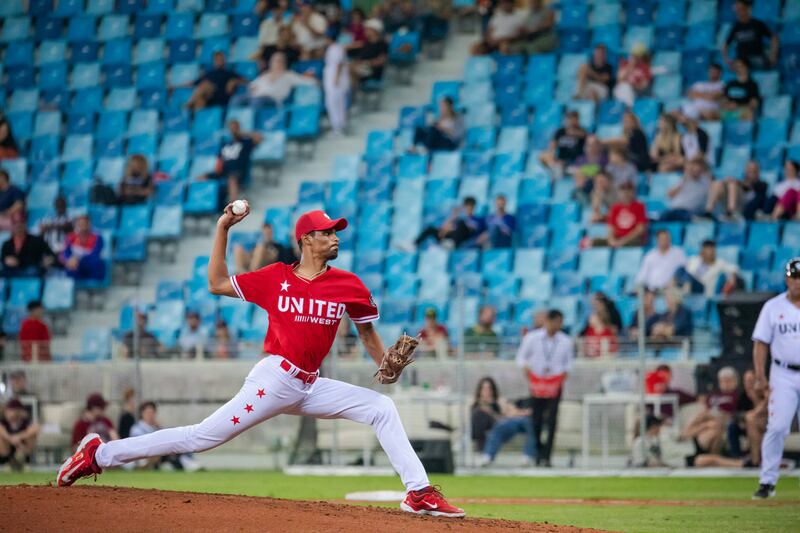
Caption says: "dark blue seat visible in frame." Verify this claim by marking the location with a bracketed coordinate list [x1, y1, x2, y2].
[232, 14, 259, 37]
[184, 181, 220, 214]
[134, 14, 163, 39]
[103, 64, 134, 88]
[71, 41, 100, 63]
[6, 66, 35, 90]
[168, 39, 197, 63]
[35, 17, 62, 41]
[67, 16, 97, 43]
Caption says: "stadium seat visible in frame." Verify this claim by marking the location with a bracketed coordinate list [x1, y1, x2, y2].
[43, 277, 75, 311]
[8, 278, 42, 308]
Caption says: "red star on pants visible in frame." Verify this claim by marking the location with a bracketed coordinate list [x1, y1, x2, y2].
[231, 416, 240, 426]
[256, 389, 265, 398]
[245, 404, 254, 413]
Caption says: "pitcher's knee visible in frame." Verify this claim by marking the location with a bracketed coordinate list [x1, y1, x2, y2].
[372, 394, 399, 423]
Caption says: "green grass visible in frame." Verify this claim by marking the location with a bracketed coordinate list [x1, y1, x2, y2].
[3, 471, 798, 532]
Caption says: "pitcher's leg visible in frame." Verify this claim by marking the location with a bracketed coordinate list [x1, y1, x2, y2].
[293, 378, 430, 492]
[759, 371, 800, 486]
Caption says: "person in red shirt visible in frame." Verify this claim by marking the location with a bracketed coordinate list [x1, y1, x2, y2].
[592, 181, 647, 248]
[57, 206, 465, 518]
[613, 43, 652, 106]
[70, 393, 119, 449]
[19, 301, 51, 362]
[60, 215, 106, 281]
[418, 308, 450, 357]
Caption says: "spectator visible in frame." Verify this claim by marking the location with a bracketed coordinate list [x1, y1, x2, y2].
[38, 196, 73, 255]
[0, 169, 25, 231]
[6, 370, 38, 420]
[472, 377, 535, 467]
[516, 309, 574, 467]
[723, 0, 778, 70]
[675, 240, 740, 298]
[350, 19, 389, 88]
[680, 63, 725, 121]
[736, 369, 767, 466]
[178, 311, 209, 359]
[646, 288, 693, 339]
[571, 135, 608, 192]
[539, 110, 587, 176]
[19, 301, 51, 362]
[89, 174, 118, 206]
[345, 7, 368, 49]
[130, 401, 201, 471]
[255, 1, 292, 54]
[118, 387, 136, 440]
[682, 367, 740, 457]
[323, 42, 351, 136]
[0, 398, 40, 471]
[234, 223, 295, 275]
[769, 160, 800, 220]
[649, 114, 684, 173]
[721, 59, 760, 121]
[418, 308, 449, 359]
[414, 197, 485, 250]
[411, 96, 464, 152]
[590, 181, 647, 248]
[613, 43, 652, 107]
[480, 194, 516, 249]
[256, 25, 301, 68]
[605, 111, 650, 172]
[201, 120, 263, 206]
[588, 171, 616, 223]
[122, 311, 163, 359]
[1, 215, 57, 278]
[705, 160, 767, 220]
[118, 154, 154, 205]
[71, 393, 119, 449]
[186, 51, 246, 111]
[509, 0, 557, 55]
[576, 44, 614, 102]
[630, 415, 667, 467]
[660, 157, 711, 221]
[464, 305, 500, 357]
[635, 229, 687, 291]
[678, 115, 711, 163]
[644, 364, 696, 420]
[291, 0, 328, 59]
[581, 304, 618, 358]
[213, 320, 239, 359]
[604, 146, 638, 187]
[60, 214, 106, 282]
[591, 292, 623, 333]
[471, 0, 526, 56]
[628, 290, 657, 339]
[236, 52, 318, 109]
[379, 0, 416, 35]
[0, 117, 20, 160]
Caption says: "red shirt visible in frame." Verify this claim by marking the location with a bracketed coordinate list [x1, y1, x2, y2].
[72, 415, 115, 447]
[19, 317, 51, 362]
[231, 263, 379, 372]
[582, 325, 617, 358]
[645, 369, 670, 394]
[608, 200, 647, 239]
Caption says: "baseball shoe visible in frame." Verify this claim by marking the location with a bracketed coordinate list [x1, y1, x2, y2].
[57, 433, 103, 487]
[751, 484, 776, 500]
[401, 486, 465, 518]
[475, 453, 492, 468]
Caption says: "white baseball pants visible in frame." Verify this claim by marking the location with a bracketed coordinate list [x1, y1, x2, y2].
[94, 356, 430, 492]
[759, 364, 800, 485]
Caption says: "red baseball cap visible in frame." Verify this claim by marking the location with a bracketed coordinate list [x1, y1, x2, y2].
[294, 210, 348, 242]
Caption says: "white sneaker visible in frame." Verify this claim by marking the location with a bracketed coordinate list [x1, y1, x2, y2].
[476, 454, 493, 467]
[179, 455, 202, 472]
[521, 456, 535, 467]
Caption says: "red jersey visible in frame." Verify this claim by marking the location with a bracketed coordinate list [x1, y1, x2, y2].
[231, 262, 379, 372]
[608, 200, 647, 239]
[19, 318, 51, 362]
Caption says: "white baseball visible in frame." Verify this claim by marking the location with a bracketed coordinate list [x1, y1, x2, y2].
[231, 200, 247, 215]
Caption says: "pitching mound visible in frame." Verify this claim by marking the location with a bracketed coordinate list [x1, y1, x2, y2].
[2, 485, 603, 532]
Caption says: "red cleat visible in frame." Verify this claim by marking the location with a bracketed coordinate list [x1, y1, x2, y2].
[401, 486, 465, 517]
[57, 433, 103, 487]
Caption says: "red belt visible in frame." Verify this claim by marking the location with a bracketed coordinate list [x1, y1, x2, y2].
[279, 359, 318, 384]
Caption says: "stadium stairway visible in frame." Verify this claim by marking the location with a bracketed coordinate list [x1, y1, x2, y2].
[60, 31, 477, 356]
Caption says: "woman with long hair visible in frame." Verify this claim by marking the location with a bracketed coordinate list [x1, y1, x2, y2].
[650, 114, 684, 172]
[0, 118, 20, 160]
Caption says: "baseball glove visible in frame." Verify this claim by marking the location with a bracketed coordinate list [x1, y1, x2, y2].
[374, 334, 418, 384]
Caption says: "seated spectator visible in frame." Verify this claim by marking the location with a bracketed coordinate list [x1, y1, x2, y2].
[464, 305, 500, 357]
[89, 175, 118, 206]
[122, 311, 163, 359]
[213, 320, 239, 359]
[200, 120, 262, 206]
[723, 0, 778, 70]
[380, 0, 416, 34]
[726, 369, 768, 466]
[704, 161, 766, 220]
[0, 117, 20, 160]
[605, 111, 650, 172]
[571, 135, 608, 191]
[186, 51, 246, 111]
[471, 0, 526, 55]
[539, 110, 587, 177]
[628, 290, 657, 339]
[660, 157, 711, 222]
[769, 160, 800, 220]
[509, 0, 557, 55]
[479, 195, 516, 249]
[644, 364, 696, 420]
[675, 240, 740, 297]
[178, 311, 209, 359]
[721, 59, 760, 121]
[414, 197, 485, 250]
[418, 308, 449, 358]
[604, 146, 638, 187]
[6, 370, 39, 420]
[613, 43, 652, 107]
[345, 7, 368, 50]
[576, 44, 614, 102]
[38, 196, 73, 255]
[590, 182, 647, 248]
[650, 114, 684, 173]
[256, 25, 301, 69]
[118, 387, 136, 439]
[0, 398, 39, 471]
[593, 292, 623, 333]
[0, 169, 25, 231]
[646, 288, 693, 339]
[234, 222, 296, 275]
[629, 415, 667, 467]
[255, 1, 293, 58]
[235, 52, 318, 109]
[130, 401, 201, 471]
[291, 0, 329, 59]
[680, 63, 724, 121]
[19, 301, 51, 362]
[324, 42, 351, 136]
[588, 171, 616, 223]
[1, 215, 57, 278]
[581, 304, 618, 358]
[60, 215, 106, 282]
[471, 377, 535, 467]
[411, 96, 464, 152]
[118, 154, 154, 205]
[683, 367, 739, 458]
[71, 393, 119, 449]
[635, 229, 687, 291]
[350, 19, 389, 88]
[678, 116, 711, 163]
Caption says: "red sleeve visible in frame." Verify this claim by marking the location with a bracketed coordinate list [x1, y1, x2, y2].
[230, 263, 280, 306]
[346, 274, 380, 324]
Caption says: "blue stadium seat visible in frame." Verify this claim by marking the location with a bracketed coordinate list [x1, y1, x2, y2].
[683, 222, 715, 252]
[89, 205, 118, 232]
[685, 23, 717, 51]
[106, 87, 138, 111]
[4, 40, 33, 68]
[43, 277, 75, 311]
[8, 278, 42, 308]
[386, 274, 418, 299]
[546, 246, 579, 272]
[723, 120, 754, 146]
[98, 15, 130, 42]
[553, 271, 584, 296]
[146, 0, 173, 14]
[0, 0, 24, 16]
[748, 222, 780, 249]
[286, 105, 320, 139]
[114, 233, 147, 262]
[134, 38, 165, 65]
[134, 14, 162, 39]
[118, 0, 146, 13]
[0, 17, 31, 42]
[184, 181, 220, 214]
[717, 222, 746, 246]
[430, 80, 461, 107]
[429, 152, 462, 180]
[762, 95, 792, 120]
[197, 13, 229, 39]
[118, 204, 152, 235]
[782, 222, 800, 248]
[521, 273, 553, 300]
[2, 159, 28, 189]
[30, 135, 60, 162]
[150, 205, 184, 239]
[610, 247, 644, 277]
[578, 248, 612, 278]
[33, 111, 62, 137]
[652, 74, 682, 101]
[7, 66, 35, 90]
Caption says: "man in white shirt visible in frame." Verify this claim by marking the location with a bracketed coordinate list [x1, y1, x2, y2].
[291, 0, 328, 58]
[676, 239, 739, 297]
[471, 0, 527, 55]
[515, 309, 574, 466]
[178, 311, 209, 359]
[635, 229, 687, 291]
[130, 402, 200, 471]
[681, 63, 724, 120]
[751, 258, 800, 499]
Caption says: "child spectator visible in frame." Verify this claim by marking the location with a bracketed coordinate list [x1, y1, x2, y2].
[0, 169, 25, 231]
[201, 120, 262, 206]
[38, 196, 73, 255]
[576, 44, 614, 102]
[463, 305, 500, 357]
[323, 42, 351, 136]
[650, 114, 684, 172]
[414, 197, 485, 250]
[635, 230, 686, 291]
[60, 215, 106, 282]
[723, 0, 778, 70]
[480, 195, 516, 249]
[681, 63, 724, 121]
[234, 222, 296, 275]
[1, 215, 57, 278]
[178, 311, 210, 359]
[471, 0, 526, 55]
[350, 19, 389, 88]
[418, 308, 450, 359]
[539, 110, 587, 176]
[186, 51, 246, 111]
[0, 118, 20, 160]
[71, 393, 119, 449]
[605, 111, 650, 172]
[646, 289, 693, 339]
[630, 415, 667, 467]
[472, 377, 535, 467]
[0, 398, 40, 471]
[591, 181, 647, 248]
[291, 0, 328, 59]
[660, 157, 711, 222]
[411, 96, 465, 152]
[613, 43, 652, 107]
[119, 154, 154, 205]
[721, 59, 760, 121]
[118, 388, 136, 440]
[19, 301, 51, 362]
[769, 160, 800, 220]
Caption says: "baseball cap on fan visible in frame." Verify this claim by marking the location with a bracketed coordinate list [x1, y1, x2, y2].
[294, 210, 348, 243]
[786, 257, 800, 278]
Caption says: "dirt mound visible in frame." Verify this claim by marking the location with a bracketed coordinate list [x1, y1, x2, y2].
[2, 485, 604, 533]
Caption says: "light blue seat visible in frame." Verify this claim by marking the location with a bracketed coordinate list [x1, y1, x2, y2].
[486, 276, 519, 299]
[610, 247, 644, 277]
[753, 70, 779, 98]
[62, 134, 94, 162]
[137, 61, 166, 90]
[755, 118, 788, 149]
[747, 222, 780, 249]
[365, 129, 394, 157]
[684, 222, 716, 252]
[430, 80, 461, 107]
[553, 271, 583, 296]
[95, 157, 125, 186]
[8, 278, 42, 308]
[127, 133, 157, 158]
[89, 205, 118, 232]
[251, 131, 286, 162]
[496, 126, 528, 153]
[520, 273, 553, 300]
[134, 38, 165, 65]
[158, 132, 190, 162]
[386, 274, 418, 299]
[332, 155, 361, 180]
[98, 15, 130, 42]
[429, 152, 461, 179]
[489, 178, 519, 211]
[417, 247, 449, 279]
[624, 25, 654, 51]
[106, 87, 138, 111]
[231, 36, 259, 62]
[38, 39, 67, 66]
[463, 56, 494, 83]
[652, 75, 682, 101]
[4, 40, 33, 67]
[118, 204, 152, 235]
[128, 110, 158, 137]
[150, 206, 184, 239]
[590, 2, 621, 27]
[81, 328, 112, 360]
[165, 13, 194, 40]
[546, 246, 579, 272]
[0, 17, 31, 42]
[30, 135, 60, 162]
[102, 38, 132, 65]
[557, 53, 586, 82]
[458, 176, 489, 203]
[184, 181, 220, 214]
[188, 156, 217, 180]
[33, 111, 62, 137]
[10, 89, 40, 112]
[224, 107, 254, 132]
[578, 248, 612, 278]
[418, 273, 452, 300]
[43, 277, 75, 311]
[762, 95, 792, 120]
[3, 159, 28, 189]
[197, 13, 229, 39]
[717, 145, 751, 177]
[97, 110, 127, 141]
[782, 222, 800, 248]
[567, 100, 596, 130]
[492, 152, 525, 179]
